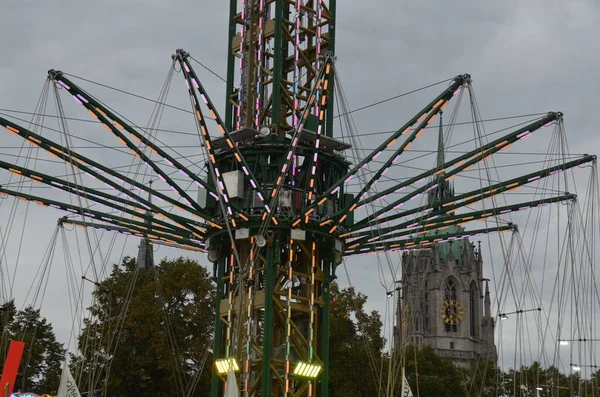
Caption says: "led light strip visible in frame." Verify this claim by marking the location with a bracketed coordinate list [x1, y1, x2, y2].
[244, 237, 256, 394]
[236, 0, 248, 129]
[306, 63, 332, 206]
[226, 245, 236, 358]
[308, 0, 325, 217]
[255, 0, 266, 129]
[285, 238, 294, 394]
[309, 239, 317, 396]
[178, 55, 272, 217]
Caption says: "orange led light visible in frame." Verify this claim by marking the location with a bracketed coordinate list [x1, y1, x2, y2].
[5, 125, 19, 134]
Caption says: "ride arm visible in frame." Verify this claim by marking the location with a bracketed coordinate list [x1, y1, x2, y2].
[346, 193, 575, 246]
[0, 115, 218, 226]
[295, 74, 469, 224]
[349, 112, 561, 229]
[174, 50, 270, 219]
[47, 70, 231, 216]
[344, 224, 515, 256]
[59, 218, 205, 252]
[351, 153, 594, 233]
[0, 159, 207, 238]
[0, 186, 198, 242]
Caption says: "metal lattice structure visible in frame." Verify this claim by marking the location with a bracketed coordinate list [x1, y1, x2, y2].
[0, 1, 596, 397]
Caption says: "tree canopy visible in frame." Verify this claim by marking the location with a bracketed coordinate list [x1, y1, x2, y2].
[72, 256, 215, 397]
[328, 283, 385, 397]
[0, 300, 65, 394]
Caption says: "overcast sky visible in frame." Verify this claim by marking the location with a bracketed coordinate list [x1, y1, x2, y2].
[1, 0, 600, 380]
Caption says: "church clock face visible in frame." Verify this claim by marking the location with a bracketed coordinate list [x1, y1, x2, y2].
[440, 300, 464, 325]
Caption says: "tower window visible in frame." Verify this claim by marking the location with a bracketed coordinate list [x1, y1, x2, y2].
[450, 342, 455, 349]
[470, 281, 479, 338]
[444, 278, 458, 332]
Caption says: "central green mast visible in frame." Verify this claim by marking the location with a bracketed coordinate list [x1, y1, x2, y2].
[211, 1, 341, 396]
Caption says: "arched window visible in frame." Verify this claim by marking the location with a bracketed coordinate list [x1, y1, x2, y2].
[470, 281, 479, 338]
[444, 278, 458, 332]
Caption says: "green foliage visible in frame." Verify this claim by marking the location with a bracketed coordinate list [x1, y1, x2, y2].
[402, 345, 465, 397]
[328, 283, 385, 397]
[0, 300, 65, 394]
[73, 256, 215, 397]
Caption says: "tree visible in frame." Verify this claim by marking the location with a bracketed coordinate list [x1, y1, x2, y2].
[328, 283, 385, 397]
[396, 345, 464, 397]
[73, 256, 215, 397]
[461, 360, 502, 397]
[0, 300, 65, 394]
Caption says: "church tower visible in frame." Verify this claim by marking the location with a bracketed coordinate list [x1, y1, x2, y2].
[394, 113, 497, 366]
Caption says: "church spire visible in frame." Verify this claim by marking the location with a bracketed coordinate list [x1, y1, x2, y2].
[137, 180, 155, 269]
[437, 111, 445, 169]
[427, 111, 454, 206]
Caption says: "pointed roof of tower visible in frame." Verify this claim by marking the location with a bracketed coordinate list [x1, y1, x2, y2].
[427, 111, 454, 206]
[137, 181, 155, 269]
[437, 111, 445, 169]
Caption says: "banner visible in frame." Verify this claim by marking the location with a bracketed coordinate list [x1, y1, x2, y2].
[57, 360, 81, 397]
[401, 367, 414, 397]
[0, 340, 26, 397]
[225, 370, 239, 397]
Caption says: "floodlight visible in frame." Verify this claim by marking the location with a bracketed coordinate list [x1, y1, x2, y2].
[215, 357, 240, 374]
[293, 361, 322, 379]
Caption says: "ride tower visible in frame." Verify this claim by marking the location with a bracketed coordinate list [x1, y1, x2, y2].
[0, 0, 594, 395]
[205, 1, 343, 396]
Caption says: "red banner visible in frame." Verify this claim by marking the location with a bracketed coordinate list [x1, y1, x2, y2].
[0, 340, 26, 396]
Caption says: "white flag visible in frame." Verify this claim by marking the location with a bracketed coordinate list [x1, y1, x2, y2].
[225, 370, 240, 397]
[401, 367, 414, 397]
[57, 359, 82, 397]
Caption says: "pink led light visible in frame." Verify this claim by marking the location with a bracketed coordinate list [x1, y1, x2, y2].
[57, 80, 70, 90]
[517, 131, 531, 139]
[72, 95, 83, 105]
